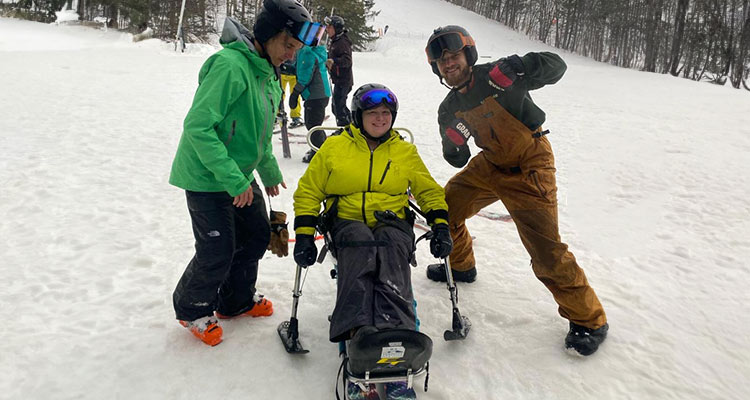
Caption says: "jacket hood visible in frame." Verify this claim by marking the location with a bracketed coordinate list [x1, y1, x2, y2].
[219, 17, 276, 77]
[220, 17, 256, 52]
[298, 45, 327, 64]
[310, 44, 327, 59]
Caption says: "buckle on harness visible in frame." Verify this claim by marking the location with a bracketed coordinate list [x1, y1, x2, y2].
[531, 129, 550, 138]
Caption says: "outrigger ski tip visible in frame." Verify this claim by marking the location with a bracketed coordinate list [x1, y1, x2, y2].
[443, 313, 472, 341]
[441, 256, 472, 341]
[277, 320, 309, 354]
[279, 264, 309, 354]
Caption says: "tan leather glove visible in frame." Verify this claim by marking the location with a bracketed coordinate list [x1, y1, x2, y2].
[267, 210, 289, 257]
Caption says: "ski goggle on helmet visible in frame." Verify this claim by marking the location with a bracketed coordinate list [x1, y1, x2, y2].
[359, 88, 398, 111]
[425, 29, 476, 62]
[351, 84, 399, 129]
[296, 21, 326, 46]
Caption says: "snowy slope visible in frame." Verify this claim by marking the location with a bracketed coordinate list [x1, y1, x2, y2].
[1, 0, 749, 398]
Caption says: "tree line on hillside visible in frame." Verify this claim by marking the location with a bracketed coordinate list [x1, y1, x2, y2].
[4, 0, 747, 89]
[0, 0, 379, 50]
[445, 0, 750, 89]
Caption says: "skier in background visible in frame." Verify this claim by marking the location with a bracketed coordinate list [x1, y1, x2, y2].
[168, 0, 317, 347]
[279, 58, 304, 128]
[324, 15, 353, 127]
[289, 39, 331, 163]
[424, 25, 609, 356]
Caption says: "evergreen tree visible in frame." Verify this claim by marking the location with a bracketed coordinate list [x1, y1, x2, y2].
[308, 0, 379, 51]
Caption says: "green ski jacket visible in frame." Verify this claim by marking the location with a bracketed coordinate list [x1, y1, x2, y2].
[169, 28, 282, 196]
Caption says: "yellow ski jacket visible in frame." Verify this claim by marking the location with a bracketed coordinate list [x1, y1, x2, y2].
[293, 125, 448, 235]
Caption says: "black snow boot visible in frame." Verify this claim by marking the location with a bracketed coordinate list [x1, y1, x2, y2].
[302, 149, 316, 163]
[426, 263, 476, 283]
[565, 322, 609, 356]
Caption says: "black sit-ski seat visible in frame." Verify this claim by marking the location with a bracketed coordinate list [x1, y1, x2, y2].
[338, 328, 432, 399]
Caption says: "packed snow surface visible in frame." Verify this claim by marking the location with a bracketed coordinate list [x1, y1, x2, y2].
[1, 0, 749, 398]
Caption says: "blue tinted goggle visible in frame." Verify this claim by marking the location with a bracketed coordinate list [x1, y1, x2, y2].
[360, 89, 398, 110]
[297, 21, 326, 46]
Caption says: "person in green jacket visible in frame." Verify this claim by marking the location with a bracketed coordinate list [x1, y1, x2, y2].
[425, 25, 608, 356]
[293, 83, 451, 399]
[168, 0, 323, 347]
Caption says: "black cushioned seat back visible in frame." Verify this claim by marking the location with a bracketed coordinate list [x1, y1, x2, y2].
[346, 329, 432, 378]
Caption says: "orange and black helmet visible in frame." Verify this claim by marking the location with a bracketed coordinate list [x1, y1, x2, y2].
[425, 25, 477, 76]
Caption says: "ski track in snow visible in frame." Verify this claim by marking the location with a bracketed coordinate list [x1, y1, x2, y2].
[2, 1, 750, 398]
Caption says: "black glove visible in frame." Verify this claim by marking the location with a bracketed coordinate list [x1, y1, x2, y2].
[430, 223, 453, 259]
[293, 234, 318, 267]
[489, 54, 525, 90]
[289, 90, 301, 110]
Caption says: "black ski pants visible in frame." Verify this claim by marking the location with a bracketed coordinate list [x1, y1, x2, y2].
[304, 97, 330, 148]
[329, 219, 416, 343]
[173, 182, 270, 321]
[331, 84, 352, 127]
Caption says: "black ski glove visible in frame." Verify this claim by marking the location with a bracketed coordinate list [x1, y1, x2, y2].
[430, 223, 453, 259]
[489, 54, 525, 90]
[289, 82, 304, 110]
[293, 234, 318, 267]
[289, 90, 301, 110]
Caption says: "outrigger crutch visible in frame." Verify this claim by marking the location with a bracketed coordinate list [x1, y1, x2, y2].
[277, 263, 310, 354]
[440, 256, 471, 341]
[408, 201, 471, 341]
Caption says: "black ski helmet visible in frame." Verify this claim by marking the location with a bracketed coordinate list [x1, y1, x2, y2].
[350, 83, 399, 132]
[253, 0, 312, 44]
[325, 15, 346, 35]
[425, 25, 477, 77]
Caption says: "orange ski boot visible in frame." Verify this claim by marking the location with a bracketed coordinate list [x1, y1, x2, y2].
[215, 293, 273, 319]
[179, 316, 223, 346]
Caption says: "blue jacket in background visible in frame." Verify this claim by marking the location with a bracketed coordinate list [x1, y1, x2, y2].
[295, 45, 331, 101]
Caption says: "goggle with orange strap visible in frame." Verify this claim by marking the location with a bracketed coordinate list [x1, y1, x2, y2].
[425, 31, 475, 62]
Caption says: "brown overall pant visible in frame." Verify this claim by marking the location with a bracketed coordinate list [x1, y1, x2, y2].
[446, 98, 607, 329]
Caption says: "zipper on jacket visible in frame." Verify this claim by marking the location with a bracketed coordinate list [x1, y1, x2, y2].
[227, 120, 236, 144]
[260, 79, 270, 151]
[362, 150, 375, 224]
[378, 159, 392, 185]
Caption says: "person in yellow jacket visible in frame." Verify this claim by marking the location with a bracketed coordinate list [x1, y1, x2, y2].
[293, 84, 451, 345]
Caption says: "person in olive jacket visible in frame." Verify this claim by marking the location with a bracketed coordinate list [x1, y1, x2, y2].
[324, 15, 353, 126]
[425, 25, 608, 356]
[168, 0, 314, 347]
[292, 84, 452, 348]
